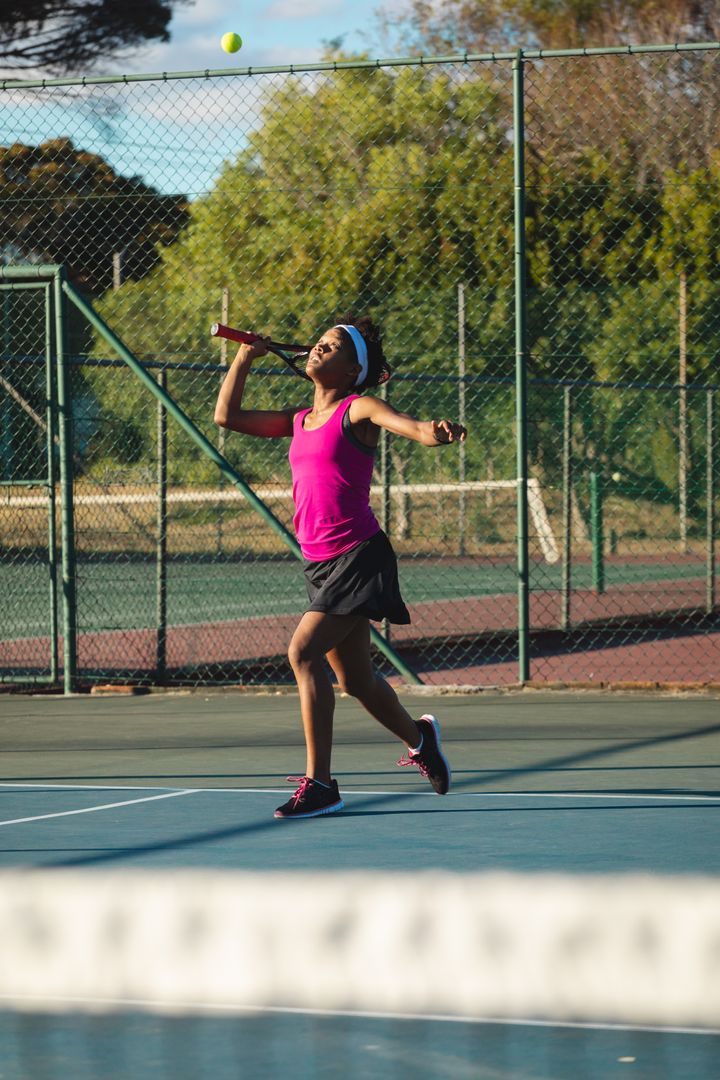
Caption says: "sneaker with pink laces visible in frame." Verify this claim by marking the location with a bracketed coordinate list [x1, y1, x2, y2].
[397, 714, 451, 794]
[274, 776, 344, 819]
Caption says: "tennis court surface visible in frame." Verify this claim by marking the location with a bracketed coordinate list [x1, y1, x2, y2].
[1, 689, 718, 1078]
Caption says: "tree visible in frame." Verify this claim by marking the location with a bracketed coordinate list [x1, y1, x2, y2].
[0, 138, 189, 294]
[82, 55, 720, 503]
[97, 62, 516, 369]
[0, 0, 186, 74]
[375, 1, 720, 54]
[85, 64, 518, 481]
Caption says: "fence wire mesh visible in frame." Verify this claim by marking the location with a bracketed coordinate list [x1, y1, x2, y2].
[0, 284, 58, 681]
[524, 49, 719, 684]
[0, 46, 718, 687]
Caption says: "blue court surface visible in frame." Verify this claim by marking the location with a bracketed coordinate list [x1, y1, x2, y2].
[0, 781, 718, 874]
[0, 689, 718, 1078]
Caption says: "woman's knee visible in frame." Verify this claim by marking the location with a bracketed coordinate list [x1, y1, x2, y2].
[288, 634, 321, 673]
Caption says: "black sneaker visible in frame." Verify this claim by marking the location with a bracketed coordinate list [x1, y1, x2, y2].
[274, 776, 344, 819]
[397, 714, 451, 794]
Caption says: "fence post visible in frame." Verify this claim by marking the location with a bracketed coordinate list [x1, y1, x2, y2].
[513, 50, 530, 683]
[561, 385, 572, 630]
[156, 369, 168, 680]
[61, 279, 422, 684]
[216, 285, 230, 556]
[380, 379, 392, 643]
[590, 471, 605, 595]
[1, 290, 13, 479]
[678, 271, 689, 553]
[458, 282, 467, 556]
[112, 251, 125, 291]
[45, 283, 59, 683]
[53, 269, 78, 694]
[707, 389, 716, 616]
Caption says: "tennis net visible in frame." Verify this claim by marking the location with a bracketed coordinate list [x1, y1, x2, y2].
[0, 869, 718, 1079]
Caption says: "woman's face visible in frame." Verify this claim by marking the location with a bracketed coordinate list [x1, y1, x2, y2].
[306, 328, 359, 387]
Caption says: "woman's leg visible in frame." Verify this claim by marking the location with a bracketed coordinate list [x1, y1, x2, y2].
[288, 610, 363, 784]
[326, 619, 420, 747]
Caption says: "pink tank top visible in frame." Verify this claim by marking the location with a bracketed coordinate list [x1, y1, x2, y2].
[288, 394, 380, 561]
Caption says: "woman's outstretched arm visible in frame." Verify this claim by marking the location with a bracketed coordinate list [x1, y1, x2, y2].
[348, 395, 467, 446]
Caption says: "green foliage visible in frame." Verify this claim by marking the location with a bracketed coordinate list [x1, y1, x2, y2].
[95, 67, 515, 368]
[0, 139, 188, 294]
[82, 61, 719, 505]
[377, 0, 720, 54]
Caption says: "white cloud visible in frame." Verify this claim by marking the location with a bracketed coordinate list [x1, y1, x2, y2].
[173, 0, 229, 28]
[250, 44, 325, 65]
[0, 0, 378, 195]
[263, 0, 345, 19]
[119, 35, 323, 78]
[375, 0, 413, 13]
[0, 0, 377, 81]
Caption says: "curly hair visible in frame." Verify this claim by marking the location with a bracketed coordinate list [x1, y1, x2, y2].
[335, 312, 391, 390]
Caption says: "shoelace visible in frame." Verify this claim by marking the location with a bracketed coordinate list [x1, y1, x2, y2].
[396, 749, 428, 778]
[285, 775, 313, 805]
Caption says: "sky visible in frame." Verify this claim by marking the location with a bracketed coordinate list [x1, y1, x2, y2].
[1, 0, 414, 198]
[109, 0, 404, 77]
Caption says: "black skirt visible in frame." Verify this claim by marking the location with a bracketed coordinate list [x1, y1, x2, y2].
[303, 530, 411, 624]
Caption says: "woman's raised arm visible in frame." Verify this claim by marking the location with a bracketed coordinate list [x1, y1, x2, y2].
[214, 339, 295, 437]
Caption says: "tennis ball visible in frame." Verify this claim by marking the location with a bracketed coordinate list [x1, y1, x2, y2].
[611, 471, 621, 482]
[221, 32, 242, 54]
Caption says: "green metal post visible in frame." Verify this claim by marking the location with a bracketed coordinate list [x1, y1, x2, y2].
[380, 379, 391, 644]
[561, 385, 572, 630]
[65, 282, 301, 547]
[1, 288, 12, 480]
[216, 284, 230, 557]
[54, 269, 78, 693]
[679, 271, 689, 553]
[457, 282, 467, 557]
[63, 280, 421, 684]
[156, 370, 168, 680]
[513, 50, 530, 682]
[707, 389, 715, 615]
[0, 265, 64, 280]
[45, 284, 59, 682]
[590, 471, 605, 594]
[0, 277, 60, 685]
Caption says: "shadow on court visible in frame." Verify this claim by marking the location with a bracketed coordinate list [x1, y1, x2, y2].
[0, 691, 718, 874]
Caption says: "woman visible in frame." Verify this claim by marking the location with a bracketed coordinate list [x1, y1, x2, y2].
[214, 315, 466, 819]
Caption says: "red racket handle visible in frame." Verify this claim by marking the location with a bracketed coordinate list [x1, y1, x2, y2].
[210, 323, 260, 345]
[210, 323, 311, 353]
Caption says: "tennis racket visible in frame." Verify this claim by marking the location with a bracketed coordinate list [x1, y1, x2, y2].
[211, 322, 313, 381]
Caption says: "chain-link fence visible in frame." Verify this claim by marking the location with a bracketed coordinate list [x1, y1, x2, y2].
[0, 281, 59, 683]
[0, 44, 718, 688]
[523, 46, 719, 684]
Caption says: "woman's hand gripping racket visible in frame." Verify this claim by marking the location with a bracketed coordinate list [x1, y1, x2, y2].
[211, 323, 313, 381]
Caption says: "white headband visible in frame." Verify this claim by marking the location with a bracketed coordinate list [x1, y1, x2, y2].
[335, 324, 368, 387]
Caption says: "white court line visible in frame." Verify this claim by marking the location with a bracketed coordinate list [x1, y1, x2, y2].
[193, 786, 720, 803]
[0, 789, 197, 827]
[138, 786, 716, 803]
[0, 993, 717, 1036]
[0, 782, 177, 791]
[335, 789, 720, 803]
[1, 782, 717, 804]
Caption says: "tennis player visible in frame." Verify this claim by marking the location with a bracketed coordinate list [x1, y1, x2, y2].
[214, 316, 466, 819]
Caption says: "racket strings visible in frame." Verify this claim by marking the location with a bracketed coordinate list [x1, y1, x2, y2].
[269, 345, 313, 381]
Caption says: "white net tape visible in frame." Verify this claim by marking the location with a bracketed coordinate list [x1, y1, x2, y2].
[0, 871, 718, 1028]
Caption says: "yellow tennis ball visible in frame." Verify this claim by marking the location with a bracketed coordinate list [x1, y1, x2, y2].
[221, 32, 242, 54]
